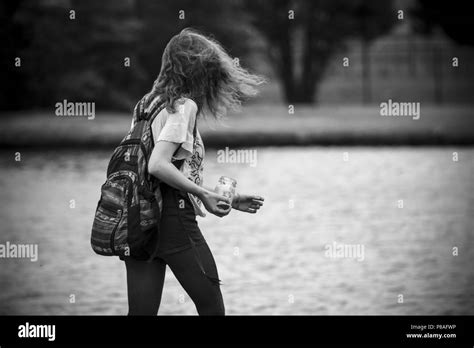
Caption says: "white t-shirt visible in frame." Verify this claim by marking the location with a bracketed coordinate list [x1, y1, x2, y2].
[149, 97, 206, 217]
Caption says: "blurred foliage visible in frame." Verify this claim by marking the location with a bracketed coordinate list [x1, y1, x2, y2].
[412, 0, 474, 46]
[1, 0, 461, 110]
[1, 0, 252, 111]
[244, 0, 396, 103]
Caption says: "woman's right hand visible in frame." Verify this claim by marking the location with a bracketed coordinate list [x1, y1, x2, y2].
[199, 189, 232, 217]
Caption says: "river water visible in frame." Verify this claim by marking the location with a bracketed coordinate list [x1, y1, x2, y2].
[0, 147, 473, 315]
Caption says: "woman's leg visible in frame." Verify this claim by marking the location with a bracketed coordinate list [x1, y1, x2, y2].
[124, 257, 166, 315]
[163, 243, 225, 316]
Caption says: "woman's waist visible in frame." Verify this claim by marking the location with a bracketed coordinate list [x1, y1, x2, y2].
[160, 184, 193, 209]
[159, 182, 205, 217]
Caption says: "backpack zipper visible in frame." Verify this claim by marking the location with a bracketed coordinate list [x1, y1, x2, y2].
[109, 175, 133, 255]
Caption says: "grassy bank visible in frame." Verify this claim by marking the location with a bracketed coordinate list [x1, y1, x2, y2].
[1, 105, 473, 149]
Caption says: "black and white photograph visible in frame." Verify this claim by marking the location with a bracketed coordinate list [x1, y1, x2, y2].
[1, 0, 473, 345]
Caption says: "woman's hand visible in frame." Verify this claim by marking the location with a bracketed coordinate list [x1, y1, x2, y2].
[149, 142, 231, 218]
[199, 189, 232, 218]
[232, 193, 264, 214]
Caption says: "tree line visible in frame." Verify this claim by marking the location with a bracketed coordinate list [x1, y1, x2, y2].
[1, 0, 469, 110]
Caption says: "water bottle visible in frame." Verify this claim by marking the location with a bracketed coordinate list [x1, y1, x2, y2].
[214, 176, 237, 209]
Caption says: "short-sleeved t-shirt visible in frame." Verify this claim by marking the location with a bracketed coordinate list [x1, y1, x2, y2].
[149, 97, 206, 217]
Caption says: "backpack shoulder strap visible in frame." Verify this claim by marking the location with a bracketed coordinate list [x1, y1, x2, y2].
[148, 101, 167, 146]
[148, 99, 198, 145]
[147, 98, 198, 170]
[146, 97, 165, 120]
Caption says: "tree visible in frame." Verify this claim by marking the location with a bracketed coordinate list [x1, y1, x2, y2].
[2, 0, 255, 111]
[4, 0, 143, 110]
[0, 0, 28, 109]
[244, 0, 395, 104]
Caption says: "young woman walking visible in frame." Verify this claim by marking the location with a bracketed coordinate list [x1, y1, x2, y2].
[124, 28, 265, 316]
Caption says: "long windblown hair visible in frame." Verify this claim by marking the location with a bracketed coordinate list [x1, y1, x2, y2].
[149, 28, 265, 119]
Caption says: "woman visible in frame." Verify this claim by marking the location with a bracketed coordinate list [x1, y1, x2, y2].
[124, 28, 265, 316]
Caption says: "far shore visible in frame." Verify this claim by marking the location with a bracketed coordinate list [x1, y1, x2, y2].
[1, 105, 473, 149]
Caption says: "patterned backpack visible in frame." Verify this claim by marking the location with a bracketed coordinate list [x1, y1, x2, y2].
[91, 95, 166, 260]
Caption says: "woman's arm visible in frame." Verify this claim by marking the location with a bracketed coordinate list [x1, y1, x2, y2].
[202, 185, 264, 214]
[148, 140, 231, 217]
[231, 192, 264, 213]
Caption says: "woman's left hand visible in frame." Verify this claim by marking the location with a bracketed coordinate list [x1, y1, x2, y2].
[232, 193, 264, 214]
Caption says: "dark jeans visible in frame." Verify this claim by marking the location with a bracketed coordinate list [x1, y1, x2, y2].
[125, 243, 225, 315]
[124, 183, 224, 315]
